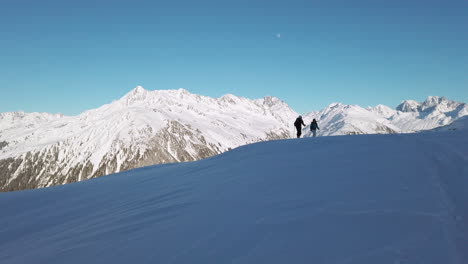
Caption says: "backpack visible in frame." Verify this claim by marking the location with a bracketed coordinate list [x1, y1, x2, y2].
[310, 122, 318, 130]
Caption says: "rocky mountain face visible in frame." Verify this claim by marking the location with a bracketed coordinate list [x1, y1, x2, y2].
[0, 87, 297, 191]
[1, 88, 466, 192]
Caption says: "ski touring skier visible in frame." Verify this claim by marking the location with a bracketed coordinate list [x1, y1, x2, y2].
[294, 115, 306, 138]
[310, 118, 320, 137]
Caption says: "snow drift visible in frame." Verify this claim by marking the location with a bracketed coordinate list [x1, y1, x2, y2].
[1, 122, 467, 263]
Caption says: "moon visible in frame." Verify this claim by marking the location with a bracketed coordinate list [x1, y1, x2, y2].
[276, 33, 281, 38]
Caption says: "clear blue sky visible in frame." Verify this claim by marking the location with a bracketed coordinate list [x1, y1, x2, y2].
[1, 0, 467, 115]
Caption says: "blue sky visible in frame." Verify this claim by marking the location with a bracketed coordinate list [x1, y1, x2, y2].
[1, 0, 467, 115]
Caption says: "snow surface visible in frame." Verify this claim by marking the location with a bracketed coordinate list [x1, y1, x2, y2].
[1, 125, 467, 263]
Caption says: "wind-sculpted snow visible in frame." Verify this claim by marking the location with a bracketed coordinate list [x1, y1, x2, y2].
[0, 129, 467, 263]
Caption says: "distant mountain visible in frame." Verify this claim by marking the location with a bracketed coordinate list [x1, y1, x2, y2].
[303, 96, 467, 136]
[1, 88, 466, 192]
[303, 103, 400, 136]
[0, 87, 297, 191]
[390, 96, 468, 131]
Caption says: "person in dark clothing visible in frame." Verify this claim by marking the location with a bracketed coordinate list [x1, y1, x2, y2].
[310, 119, 320, 137]
[294, 115, 306, 138]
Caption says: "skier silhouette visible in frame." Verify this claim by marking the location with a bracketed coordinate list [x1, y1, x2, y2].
[294, 116, 306, 138]
[310, 119, 320, 137]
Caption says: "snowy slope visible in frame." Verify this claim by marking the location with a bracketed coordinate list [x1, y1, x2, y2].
[430, 116, 468, 132]
[1, 129, 467, 263]
[0, 87, 298, 191]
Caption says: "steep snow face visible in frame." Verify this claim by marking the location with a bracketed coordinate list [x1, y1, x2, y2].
[0, 87, 298, 191]
[1, 129, 467, 264]
[303, 103, 400, 136]
[431, 115, 468, 132]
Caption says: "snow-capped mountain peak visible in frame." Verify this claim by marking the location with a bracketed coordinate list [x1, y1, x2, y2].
[133, 85, 146, 92]
[119, 85, 151, 105]
[396, 96, 461, 114]
[420, 96, 461, 113]
[368, 104, 396, 119]
[304, 102, 400, 136]
[0, 87, 298, 191]
[391, 96, 467, 131]
[327, 102, 343, 109]
[423, 95, 446, 106]
[396, 99, 420, 112]
[260, 96, 281, 107]
[218, 94, 240, 104]
[254, 96, 289, 111]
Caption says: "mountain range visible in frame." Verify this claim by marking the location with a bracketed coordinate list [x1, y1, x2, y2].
[1, 87, 466, 191]
[303, 96, 467, 136]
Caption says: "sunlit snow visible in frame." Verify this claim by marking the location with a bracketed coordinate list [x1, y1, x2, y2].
[1, 121, 467, 263]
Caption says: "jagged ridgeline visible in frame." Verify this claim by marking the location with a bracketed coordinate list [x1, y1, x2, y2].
[302, 96, 467, 136]
[0, 87, 297, 191]
[1, 88, 467, 191]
